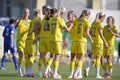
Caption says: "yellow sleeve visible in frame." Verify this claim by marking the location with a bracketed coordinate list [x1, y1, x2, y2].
[98, 22, 103, 30]
[58, 18, 66, 28]
[86, 20, 91, 28]
[113, 26, 118, 32]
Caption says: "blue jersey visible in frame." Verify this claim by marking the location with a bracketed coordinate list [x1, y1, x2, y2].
[3, 25, 14, 46]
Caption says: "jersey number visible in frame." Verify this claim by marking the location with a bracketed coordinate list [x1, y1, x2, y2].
[5, 28, 9, 36]
[77, 24, 81, 33]
[51, 23, 56, 33]
[91, 26, 96, 37]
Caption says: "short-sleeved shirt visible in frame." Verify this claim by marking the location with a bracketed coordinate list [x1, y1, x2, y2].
[91, 20, 103, 44]
[17, 19, 31, 41]
[40, 16, 51, 38]
[103, 25, 117, 46]
[27, 17, 41, 40]
[73, 18, 91, 42]
[50, 16, 66, 41]
[3, 25, 14, 46]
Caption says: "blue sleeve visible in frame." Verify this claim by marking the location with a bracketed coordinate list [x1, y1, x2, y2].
[10, 27, 14, 34]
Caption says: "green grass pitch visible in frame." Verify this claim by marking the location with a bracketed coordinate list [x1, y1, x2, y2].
[0, 62, 120, 80]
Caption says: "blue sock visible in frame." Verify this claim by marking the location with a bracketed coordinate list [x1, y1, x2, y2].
[1, 55, 6, 68]
[13, 56, 18, 70]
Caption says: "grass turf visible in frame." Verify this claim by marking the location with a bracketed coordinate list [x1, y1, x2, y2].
[0, 62, 120, 80]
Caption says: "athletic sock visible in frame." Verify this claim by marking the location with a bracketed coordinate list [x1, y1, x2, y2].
[1, 55, 6, 67]
[45, 58, 53, 74]
[108, 62, 113, 75]
[70, 61, 75, 76]
[53, 60, 59, 76]
[13, 56, 18, 69]
[95, 57, 100, 76]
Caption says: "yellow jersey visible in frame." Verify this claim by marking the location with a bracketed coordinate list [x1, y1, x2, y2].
[40, 16, 51, 38]
[73, 18, 91, 42]
[17, 19, 31, 41]
[27, 17, 41, 40]
[91, 20, 103, 44]
[103, 25, 117, 46]
[50, 16, 66, 41]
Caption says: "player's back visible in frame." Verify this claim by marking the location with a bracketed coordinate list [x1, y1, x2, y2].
[50, 16, 65, 41]
[27, 17, 40, 40]
[73, 18, 90, 42]
[3, 25, 14, 45]
[91, 20, 103, 44]
[40, 16, 51, 38]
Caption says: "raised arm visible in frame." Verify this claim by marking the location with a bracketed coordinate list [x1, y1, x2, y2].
[108, 28, 120, 37]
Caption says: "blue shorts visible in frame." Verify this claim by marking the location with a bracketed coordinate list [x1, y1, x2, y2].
[4, 45, 16, 54]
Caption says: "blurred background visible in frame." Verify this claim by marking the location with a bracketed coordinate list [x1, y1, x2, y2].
[0, 0, 120, 63]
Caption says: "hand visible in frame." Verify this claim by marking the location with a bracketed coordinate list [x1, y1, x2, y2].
[91, 39, 93, 44]
[70, 22, 73, 27]
[11, 44, 13, 48]
[108, 28, 113, 34]
[105, 42, 109, 48]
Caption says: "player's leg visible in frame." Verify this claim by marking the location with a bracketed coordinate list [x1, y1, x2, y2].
[84, 55, 95, 77]
[68, 53, 76, 78]
[73, 42, 86, 79]
[68, 41, 76, 78]
[10, 47, 18, 70]
[94, 44, 103, 79]
[107, 51, 113, 78]
[52, 42, 62, 79]
[38, 52, 44, 77]
[1, 45, 8, 70]
[17, 41, 25, 76]
[43, 53, 54, 78]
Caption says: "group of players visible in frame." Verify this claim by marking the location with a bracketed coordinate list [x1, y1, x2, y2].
[1, 5, 120, 79]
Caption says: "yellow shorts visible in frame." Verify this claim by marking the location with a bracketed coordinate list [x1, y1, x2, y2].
[49, 41, 62, 54]
[24, 39, 35, 55]
[92, 43, 103, 56]
[103, 45, 114, 56]
[17, 40, 25, 52]
[39, 38, 50, 52]
[71, 41, 87, 54]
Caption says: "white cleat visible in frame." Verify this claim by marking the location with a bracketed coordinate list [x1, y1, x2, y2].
[18, 68, 23, 76]
[96, 75, 104, 79]
[1, 67, 6, 70]
[53, 74, 62, 79]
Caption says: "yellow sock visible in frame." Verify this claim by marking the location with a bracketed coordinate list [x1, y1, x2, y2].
[18, 56, 23, 67]
[29, 55, 34, 65]
[70, 61, 75, 72]
[101, 62, 107, 71]
[38, 58, 43, 71]
[77, 59, 82, 70]
[92, 59, 96, 66]
[47, 58, 53, 67]
[75, 58, 79, 66]
[43, 58, 48, 67]
[95, 57, 100, 68]
[53, 60, 59, 71]
[108, 62, 113, 73]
